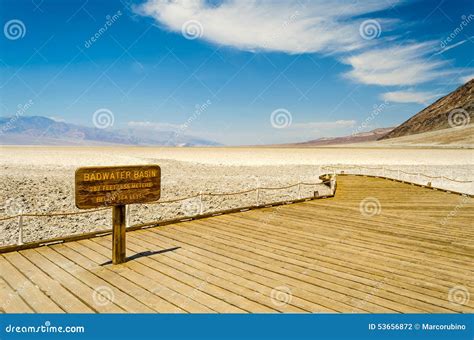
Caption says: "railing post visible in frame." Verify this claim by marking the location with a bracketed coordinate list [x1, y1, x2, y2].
[125, 205, 131, 228]
[297, 183, 301, 199]
[17, 214, 24, 245]
[330, 177, 336, 195]
[199, 192, 203, 214]
[255, 188, 260, 206]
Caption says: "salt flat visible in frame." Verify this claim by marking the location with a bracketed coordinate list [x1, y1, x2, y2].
[0, 146, 472, 246]
[2, 145, 473, 166]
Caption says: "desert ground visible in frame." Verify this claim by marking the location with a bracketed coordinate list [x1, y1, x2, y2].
[0, 146, 472, 246]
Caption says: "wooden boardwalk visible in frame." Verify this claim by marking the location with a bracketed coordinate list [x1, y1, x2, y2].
[1, 175, 473, 313]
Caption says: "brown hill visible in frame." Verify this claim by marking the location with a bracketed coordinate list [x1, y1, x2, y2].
[379, 79, 473, 140]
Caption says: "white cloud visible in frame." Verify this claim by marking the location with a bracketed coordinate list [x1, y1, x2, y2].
[343, 42, 453, 86]
[135, 0, 399, 54]
[459, 74, 474, 83]
[127, 120, 183, 131]
[48, 116, 66, 122]
[433, 39, 466, 55]
[291, 120, 356, 129]
[381, 89, 440, 104]
[136, 0, 461, 88]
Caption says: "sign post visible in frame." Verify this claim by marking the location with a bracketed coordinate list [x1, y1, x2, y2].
[112, 205, 126, 264]
[75, 165, 161, 264]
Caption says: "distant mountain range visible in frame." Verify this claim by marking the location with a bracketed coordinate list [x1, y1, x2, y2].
[292, 127, 394, 146]
[1, 79, 472, 147]
[0, 116, 220, 146]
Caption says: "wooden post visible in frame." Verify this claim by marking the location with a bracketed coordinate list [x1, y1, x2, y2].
[297, 183, 301, 199]
[17, 215, 24, 245]
[199, 192, 203, 215]
[255, 188, 260, 206]
[112, 205, 126, 264]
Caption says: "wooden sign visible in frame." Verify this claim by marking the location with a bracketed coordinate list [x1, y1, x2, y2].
[75, 165, 161, 209]
[75, 165, 161, 264]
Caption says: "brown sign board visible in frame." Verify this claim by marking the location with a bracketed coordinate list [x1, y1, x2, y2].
[75, 165, 161, 209]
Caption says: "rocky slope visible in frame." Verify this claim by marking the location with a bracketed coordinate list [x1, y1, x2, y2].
[380, 79, 473, 140]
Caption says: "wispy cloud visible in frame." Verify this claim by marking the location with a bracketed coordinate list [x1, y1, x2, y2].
[135, 0, 399, 54]
[127, 120, 183, 132]
[343, 42, 452, 86]
[291, 120, 356, 130]
[459, 74, 474, 83]
[381, 89, 440, 104]
[434, 39, 467, 55]
[136, 0, 461, 89]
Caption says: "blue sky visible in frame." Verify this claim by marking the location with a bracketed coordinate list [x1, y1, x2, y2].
[1, 0, 473, 145]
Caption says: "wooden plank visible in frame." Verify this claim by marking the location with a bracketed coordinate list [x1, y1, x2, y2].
[124, 233, 335, 312]
[215, 213, 469, 296]
[136, 227, 385, 312]
[36, 246, 160, 313]
[73, 240, 215, 313]
[0, 255, 63, 312]
[3, 252, 93, 313]
[20, 249, 124, 313]
[122, 235, 305, 313]
[198, 216, 471, 312]
[52, 243, 185, 313]
[84, 238, 252, 313]
[0, 276, 34, 313]
[239, 208, 473, 272]
[155, 221, 455, 312]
